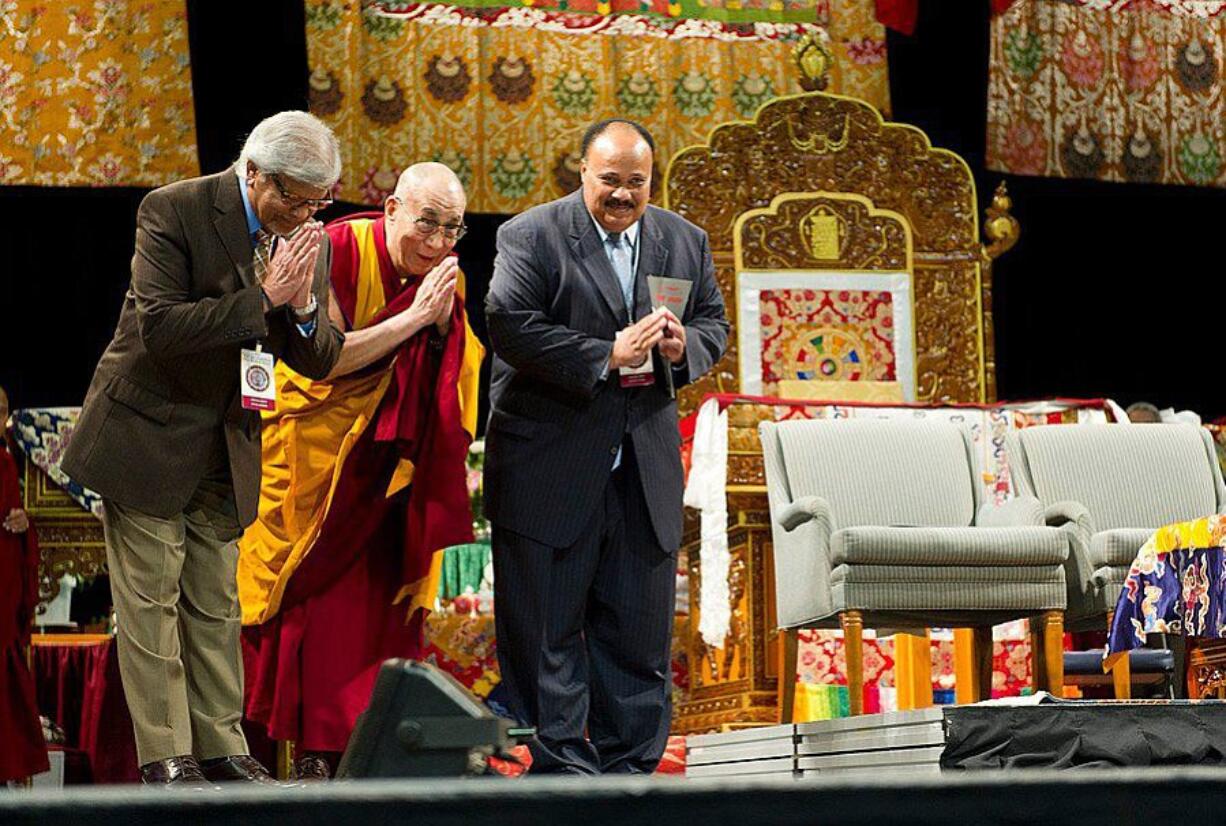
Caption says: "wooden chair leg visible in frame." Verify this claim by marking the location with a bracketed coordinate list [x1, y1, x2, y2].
[1106, 610, 1131, 699]
[1029, 618, 1048, 693]
[840, 611, 864, 716]
[970, 626, 994, 702]
[779, 627, 800, 724]
[894, 632, 934, 711]
[916, 630, 935, 708]
[953, 628, 976, 705]
[1040, 610, 1065, 697]
[895, 633, 916, 711]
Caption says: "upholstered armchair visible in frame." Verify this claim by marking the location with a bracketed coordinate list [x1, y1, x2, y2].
[1006, 423, 1226, 695]
[759, 418, 1071, 717]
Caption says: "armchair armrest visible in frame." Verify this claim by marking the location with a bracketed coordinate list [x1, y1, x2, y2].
[771, 494, 836, 627]
[1044, 500, 1096, 535]
[975, 495, 1044, 527]
[778, 495, 835, 533]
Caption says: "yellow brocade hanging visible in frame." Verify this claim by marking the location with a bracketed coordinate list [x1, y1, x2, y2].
[0, 0, 199, 186]
[304, 0, 890, 215]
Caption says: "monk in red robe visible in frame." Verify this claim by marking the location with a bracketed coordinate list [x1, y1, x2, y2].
[0, 387, 50, 783]
[238, 164, 483, 779]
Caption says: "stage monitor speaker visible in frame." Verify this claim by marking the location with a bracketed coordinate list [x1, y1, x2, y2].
[337, 659, 516, 778]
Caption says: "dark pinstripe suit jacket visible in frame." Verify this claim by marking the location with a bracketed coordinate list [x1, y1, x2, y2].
[484, 189, 728, 551]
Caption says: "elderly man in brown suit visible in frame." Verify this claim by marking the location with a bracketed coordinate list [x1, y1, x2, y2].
[62, 111, 344, 786]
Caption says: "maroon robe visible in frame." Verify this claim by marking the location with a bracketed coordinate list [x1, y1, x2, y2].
[242, 215, 475, 753]
[0, 443, 49, 781]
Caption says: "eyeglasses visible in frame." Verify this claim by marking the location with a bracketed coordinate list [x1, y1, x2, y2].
[267, 172, 333, 211]
[413, 215, 468, 241]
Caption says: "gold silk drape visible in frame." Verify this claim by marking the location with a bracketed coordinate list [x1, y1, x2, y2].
[0, 0, 198, 187]
[988, 0, 1225, 188]
[306, 0, 890, 213]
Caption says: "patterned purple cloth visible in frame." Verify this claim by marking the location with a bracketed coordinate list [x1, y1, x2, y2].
[1107, 517, 1226, 656]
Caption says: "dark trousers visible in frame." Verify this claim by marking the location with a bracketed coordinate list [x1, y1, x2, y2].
[492, 444, 676, 775]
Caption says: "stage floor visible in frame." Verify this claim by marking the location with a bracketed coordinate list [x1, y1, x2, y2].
[7, 770, 1226, 826]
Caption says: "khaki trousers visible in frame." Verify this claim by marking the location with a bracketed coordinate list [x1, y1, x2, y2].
[101, 474, 248, 766]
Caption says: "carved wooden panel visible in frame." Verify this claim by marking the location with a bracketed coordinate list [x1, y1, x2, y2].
[737, 193, 910, 272]
[665, 92, 987, 416]
[23, 463, 106, 606]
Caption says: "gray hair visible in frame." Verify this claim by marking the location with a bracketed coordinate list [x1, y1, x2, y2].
[236, 111, 341, 190]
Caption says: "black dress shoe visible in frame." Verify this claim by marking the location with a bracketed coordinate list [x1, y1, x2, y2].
[199, 755, 279, 784]
[293, 754, 332, 782]
[140, 755, 212, 787]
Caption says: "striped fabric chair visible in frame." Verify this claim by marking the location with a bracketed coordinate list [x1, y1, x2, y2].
[759, 418, 1070, 716]
[1006, 423, 1226, 695]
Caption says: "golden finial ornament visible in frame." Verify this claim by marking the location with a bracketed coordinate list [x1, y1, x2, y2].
[792, 32, 834, 92]
[983, 181, 1020, 260]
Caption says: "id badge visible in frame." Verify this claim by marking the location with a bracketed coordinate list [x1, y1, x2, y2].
[619, 355, 655, 388]
[240, 347, 277, 411]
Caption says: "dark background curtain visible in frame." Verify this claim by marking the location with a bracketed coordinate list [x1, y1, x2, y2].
[2, 0, 1222, 426]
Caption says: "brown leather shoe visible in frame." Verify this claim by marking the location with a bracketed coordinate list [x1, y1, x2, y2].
[199, 755, 279, 784]
[293, 754, 332, 782]
[140, 755, 212, 787]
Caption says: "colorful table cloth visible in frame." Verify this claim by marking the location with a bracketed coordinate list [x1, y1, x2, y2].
[1108, 515, 1226, 657]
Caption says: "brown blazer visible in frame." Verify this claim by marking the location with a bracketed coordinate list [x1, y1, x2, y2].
[61, 167, 343, 527]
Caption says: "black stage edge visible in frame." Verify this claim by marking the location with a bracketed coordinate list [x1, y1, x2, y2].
[8, 772, 1226, 826]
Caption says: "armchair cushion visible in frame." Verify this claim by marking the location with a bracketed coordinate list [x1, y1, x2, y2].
[976, 495, 1044, 528]
[830, 526, 1068, 567]
[831, 564, 1065, 584]
[1090, 528, 1153, 568]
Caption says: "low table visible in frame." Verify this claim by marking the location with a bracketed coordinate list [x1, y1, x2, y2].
[1107, 515, 1226, 695]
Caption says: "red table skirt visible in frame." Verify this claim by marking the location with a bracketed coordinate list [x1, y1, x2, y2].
[32, 637, 138, 784]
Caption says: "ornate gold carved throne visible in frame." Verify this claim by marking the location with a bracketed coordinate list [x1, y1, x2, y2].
[23, 460, 106, 608]
[664, 50, 1017, 733]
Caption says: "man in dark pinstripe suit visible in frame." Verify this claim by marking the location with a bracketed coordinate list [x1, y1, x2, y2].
[485, 119, 728, 774]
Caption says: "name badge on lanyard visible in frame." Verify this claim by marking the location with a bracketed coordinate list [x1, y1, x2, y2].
[619, 354, 655, 388]
[240, 345, 277, 411]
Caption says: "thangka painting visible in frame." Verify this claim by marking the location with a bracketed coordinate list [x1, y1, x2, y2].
[737, 271, 916, 401]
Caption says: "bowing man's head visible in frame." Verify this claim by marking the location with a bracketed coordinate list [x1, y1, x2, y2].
[384, 162, 468, 279]
[239, 111, 341, 237]
[580, 119, 654, 235]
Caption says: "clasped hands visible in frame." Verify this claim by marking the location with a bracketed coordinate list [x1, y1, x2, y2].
[401, 256, 458, 336]
[610, 307, 686, 370]
[4, 507, 28, 534]
[262, 220, 324, 314]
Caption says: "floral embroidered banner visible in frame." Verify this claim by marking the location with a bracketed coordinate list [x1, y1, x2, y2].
[0, 0, 198, 187]
[987, 0, 1226, 188]
[307, 0, 889, 214]
[414, 0, 823, 24]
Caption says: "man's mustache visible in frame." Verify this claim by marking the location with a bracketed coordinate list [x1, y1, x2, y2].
[605, 198, 634, 210]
